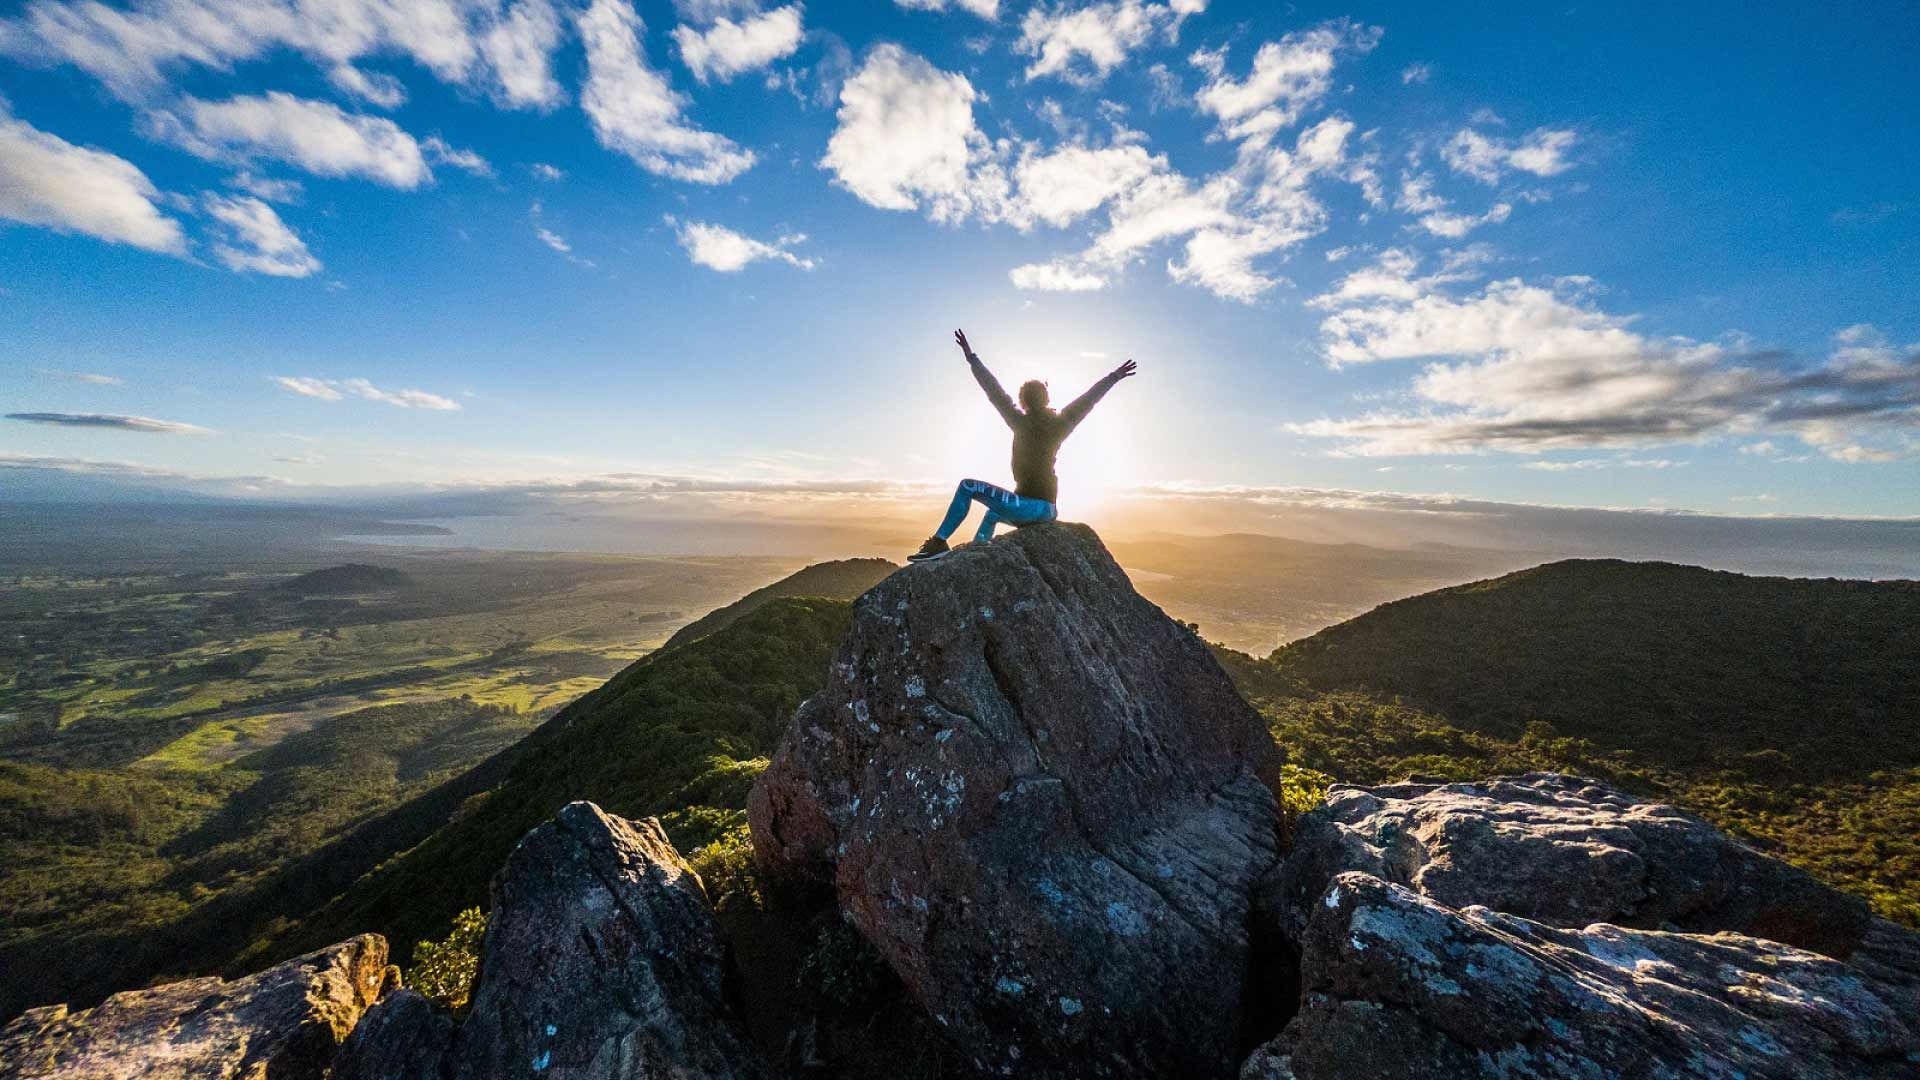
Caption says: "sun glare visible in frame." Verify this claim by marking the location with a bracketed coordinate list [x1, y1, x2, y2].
[937, 351, 1142, 520]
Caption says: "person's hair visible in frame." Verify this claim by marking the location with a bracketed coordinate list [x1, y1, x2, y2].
[1018, 379, 1050, 413]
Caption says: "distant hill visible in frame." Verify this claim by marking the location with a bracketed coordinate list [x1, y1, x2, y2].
[659, 558, 895, 651]
[1266, 559, 1920, 775]
[277, 564, 414, 595]
[1246, 558, 1920, 923]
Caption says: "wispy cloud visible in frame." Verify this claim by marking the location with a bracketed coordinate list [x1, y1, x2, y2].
[271, 376, 461, 410]
[7, 411, 210, 433]
[39, 370, 125, 385]
[202, 192, 321, 277]
[577, 0, 755, 184]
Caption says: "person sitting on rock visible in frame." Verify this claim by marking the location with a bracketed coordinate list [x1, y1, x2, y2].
[908, 329, 1137, 563]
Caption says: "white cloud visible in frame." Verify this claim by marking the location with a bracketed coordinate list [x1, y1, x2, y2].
[0, 111, 185, 253]
[1523, 457, 1683, 472]
[1400, 62, 1430, 85]
[535, 226, 572, 253]
[327, 65, 407, 109]
[155, 92, 430, 188]
[0, 0, 564, 110]
[820, 44, 1006, 222]
[229, 171, 303, 202]
[672, 4, 803, 84]
[273, 375, 461, 409]
[673, 218, 815, 271]
[1009, 259, 1107, 291]
[894, 0, 999, 18]
[41, 370, 125, 385]
[341, 378, 461, 410]
[577, 0, 755, 184]
[273, 376, 342, 400]
[202, 192, 321, 277]
[1191, 18, 1381, 144]
[1442, 126, 1578, 184]
[480, 0, 566, 109]
[1009, 142, 1161, 228]
[530, 162, 564, 180]
[1294, 253, 1920, 461]
[1417, 201, 1511, 238]
[1016, 0, 1205, 85]
[422, 136, 492, 176]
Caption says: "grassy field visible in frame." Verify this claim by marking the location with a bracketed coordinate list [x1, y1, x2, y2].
[1, 549, 803, 768]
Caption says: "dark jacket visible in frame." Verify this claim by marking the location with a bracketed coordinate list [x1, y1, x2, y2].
[970, 359, 1125, 504]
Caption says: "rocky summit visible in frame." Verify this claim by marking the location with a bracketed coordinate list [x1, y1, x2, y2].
[750, 523, 1286, 1079]
[9, 526, 1919, 1080]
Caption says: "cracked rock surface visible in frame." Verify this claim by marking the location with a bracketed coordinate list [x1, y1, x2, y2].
[0, 935, 394, 1080]
[1245, 871, 1920, 1080]
[1268, 773, 1875, 957]
[749, 522, 1285, 1078]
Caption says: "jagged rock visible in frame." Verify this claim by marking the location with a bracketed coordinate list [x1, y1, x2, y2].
[330, 988, 454, 1080]
[1245, 872, 1919, 1080]
[0, 935, 394, 1080]
[1268, 773, 1872, 957]
[449, 801, 768, 1080]
[749, 523, 1285, 1078]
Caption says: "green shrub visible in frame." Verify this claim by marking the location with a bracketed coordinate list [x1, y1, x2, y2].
[408, 906, 486, 1011]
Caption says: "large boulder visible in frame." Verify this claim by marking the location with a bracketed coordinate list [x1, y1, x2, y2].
[749, 523, 1285, 1078]
[1245, 872, 1919, 1080]
[1268, 773, 1872, 957]
[0, 935, 394, 1080]
[344, 801, 770, 1080]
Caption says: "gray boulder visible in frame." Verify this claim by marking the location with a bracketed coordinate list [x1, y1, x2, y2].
[1246, 871, 1919, 1080]
[1269, 773, 1872, 957]
[0, 934, 394, 1080]
[350, 801, 769, 1080]
[749, 523, 1285, 1078]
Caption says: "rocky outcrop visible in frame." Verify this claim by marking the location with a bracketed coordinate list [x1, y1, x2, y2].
[0, 935, 394, 1080]
[749, 523, 1285, 1078]
[1246, 872, 1919, 1079]
[335, 801, 769, 1080]
[1268, 773, 1872, 957]
[456, 801, 766, 1079]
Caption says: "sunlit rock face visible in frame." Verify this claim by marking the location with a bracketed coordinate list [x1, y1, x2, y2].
[750, 522, 1286, 1078]
[1267, 773, 1874, 957]
[0, 935, 394, 1080]
[1246, 871, 1920, 1080]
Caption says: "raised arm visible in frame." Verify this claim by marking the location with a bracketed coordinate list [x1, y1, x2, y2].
[1061, 358, 1138, 431]
[955, 328, 1020, 429]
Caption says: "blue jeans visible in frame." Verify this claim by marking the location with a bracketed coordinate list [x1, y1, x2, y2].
[935, 479, 1057, 542]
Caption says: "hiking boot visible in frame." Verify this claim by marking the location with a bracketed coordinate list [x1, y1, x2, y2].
[907, 536, 950, 563]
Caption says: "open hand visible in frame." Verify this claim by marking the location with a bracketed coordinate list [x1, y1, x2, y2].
[953, 328, 977, 361]
[1114, 359, 1138, 379]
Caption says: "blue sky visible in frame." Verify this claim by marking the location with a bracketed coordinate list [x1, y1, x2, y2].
[2, 0, 1917, 525]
